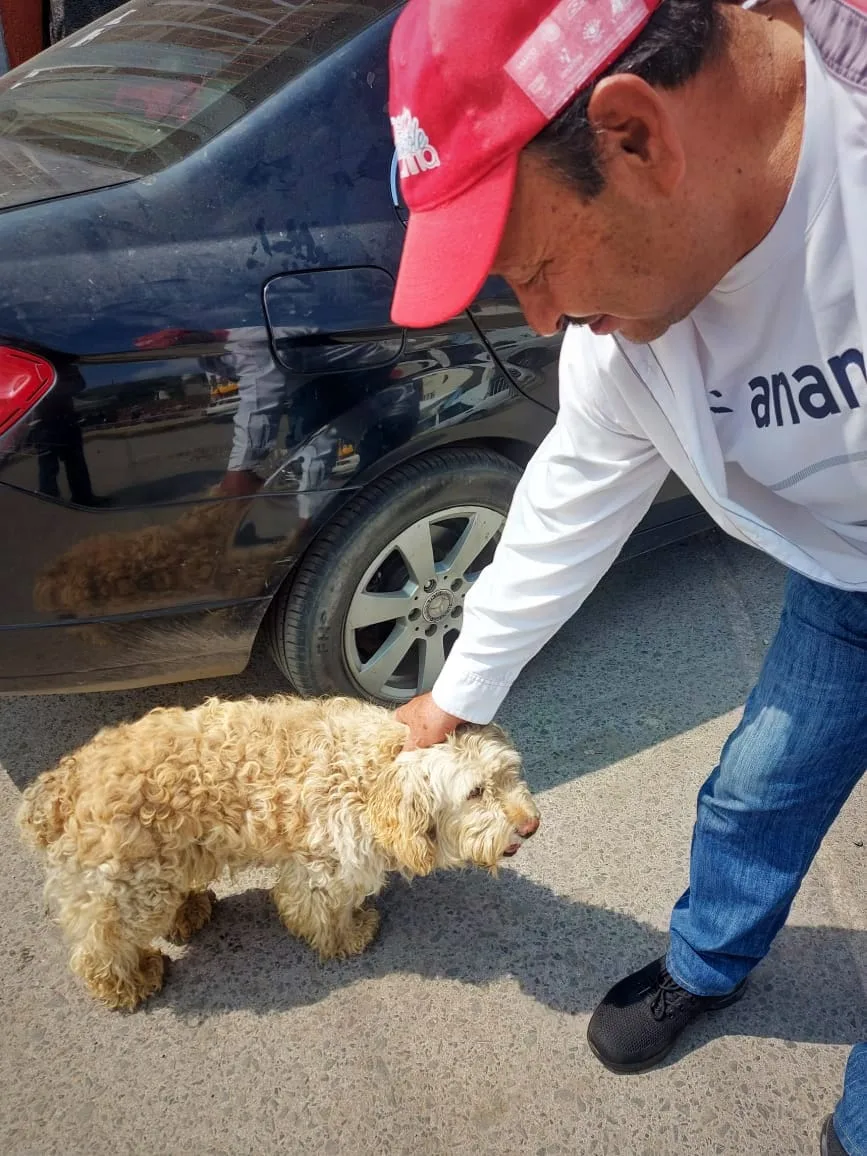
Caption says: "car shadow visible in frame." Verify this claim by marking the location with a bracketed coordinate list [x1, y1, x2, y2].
[151, 870, 866, 1056]
[0, 532, 783, 792]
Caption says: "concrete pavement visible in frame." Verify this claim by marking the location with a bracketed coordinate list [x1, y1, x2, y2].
[0, 531, 863, 1156]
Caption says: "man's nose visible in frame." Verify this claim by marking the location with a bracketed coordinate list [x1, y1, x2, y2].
[517, 815, 540, 839]
[513, 284, 562, 338]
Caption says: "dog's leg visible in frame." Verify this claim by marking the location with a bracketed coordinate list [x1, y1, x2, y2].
[165, 890, 217, 944]
[48, 863, 176, 1010]
[271, 861, 380, 961]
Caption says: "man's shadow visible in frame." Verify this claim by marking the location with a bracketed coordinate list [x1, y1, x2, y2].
[155, 869, 866, 1060]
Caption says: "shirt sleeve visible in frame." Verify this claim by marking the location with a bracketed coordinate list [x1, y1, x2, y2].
[432, 329, 667, 723]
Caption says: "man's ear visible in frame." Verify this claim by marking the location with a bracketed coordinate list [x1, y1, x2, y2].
[588, 73, 686, 196]
[369, 761, 436, 877]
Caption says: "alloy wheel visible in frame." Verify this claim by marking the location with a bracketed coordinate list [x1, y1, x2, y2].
[343, 504, 505, 702]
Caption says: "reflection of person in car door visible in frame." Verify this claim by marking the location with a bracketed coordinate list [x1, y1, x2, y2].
[389, 1, 866, 1153]
[30, 365, 102, 506]
[219, 329, 291, 499]
[218, 331, 421, 517]
[132, 326, 291, 501]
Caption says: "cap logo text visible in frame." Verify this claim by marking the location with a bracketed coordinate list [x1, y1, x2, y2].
[390, 107, 441, 177]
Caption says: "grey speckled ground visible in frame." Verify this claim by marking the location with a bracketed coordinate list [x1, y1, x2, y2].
[0, 531, 863, 1156]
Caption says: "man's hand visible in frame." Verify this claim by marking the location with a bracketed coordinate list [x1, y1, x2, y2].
[395, 693, 465, 749]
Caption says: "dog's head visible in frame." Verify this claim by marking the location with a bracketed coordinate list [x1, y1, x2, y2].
[373, 723, 539, 877]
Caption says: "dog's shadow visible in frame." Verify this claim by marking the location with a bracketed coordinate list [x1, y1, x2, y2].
[156, 870, 866, 1057]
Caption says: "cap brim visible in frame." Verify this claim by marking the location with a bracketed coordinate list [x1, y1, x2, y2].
[391, 154, 518, 329]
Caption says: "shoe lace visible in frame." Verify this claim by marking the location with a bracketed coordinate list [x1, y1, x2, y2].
[650, 967, 694, 1021]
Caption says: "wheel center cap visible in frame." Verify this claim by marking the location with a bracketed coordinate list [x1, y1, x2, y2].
[423, 589, 453, 622]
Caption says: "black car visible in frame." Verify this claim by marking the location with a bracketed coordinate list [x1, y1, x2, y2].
[0, 0, 707, 704]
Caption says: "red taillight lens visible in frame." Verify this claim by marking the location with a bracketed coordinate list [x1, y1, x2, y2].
[0, 347, 56, 437]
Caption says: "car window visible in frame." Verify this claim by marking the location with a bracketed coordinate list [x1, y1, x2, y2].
[0, 0, 399, 210]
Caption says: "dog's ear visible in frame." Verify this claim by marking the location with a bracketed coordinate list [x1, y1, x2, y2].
[393, 780, 436, 877]
[369, 761, 436, 878]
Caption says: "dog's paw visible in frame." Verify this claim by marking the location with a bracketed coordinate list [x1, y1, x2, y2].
[134, 949, 167, 1007]
[323, 907, 381, 960]
[166, 890, 217, 944]
[83, 949, 166, 1011]
[351, 906, 381, 954]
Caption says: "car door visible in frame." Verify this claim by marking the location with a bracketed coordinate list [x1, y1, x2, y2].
[0, 0, 418, 692]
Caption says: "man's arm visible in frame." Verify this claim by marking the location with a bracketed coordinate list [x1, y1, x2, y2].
[397, 331, 668, 746]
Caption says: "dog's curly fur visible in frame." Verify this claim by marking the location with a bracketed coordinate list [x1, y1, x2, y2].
[18, 695, 538, 1011]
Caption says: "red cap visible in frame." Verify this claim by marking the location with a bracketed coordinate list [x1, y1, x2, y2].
[389, 0, 663, 328]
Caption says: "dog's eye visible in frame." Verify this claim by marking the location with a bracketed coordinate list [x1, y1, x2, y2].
[467, 786, 484, 801]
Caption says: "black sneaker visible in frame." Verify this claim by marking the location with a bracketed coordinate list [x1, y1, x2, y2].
[587, 956, 748, 1074]
[821, 1115, 849, 1156]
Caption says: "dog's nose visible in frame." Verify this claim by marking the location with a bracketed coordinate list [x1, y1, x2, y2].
[517, 815, 540, 839]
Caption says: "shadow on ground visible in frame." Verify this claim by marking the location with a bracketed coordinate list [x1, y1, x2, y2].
[0, 533, 786, 793]
[146, 871, 865, 1058]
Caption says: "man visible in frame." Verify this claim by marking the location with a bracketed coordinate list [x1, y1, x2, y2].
[387, 0, 866, 1152]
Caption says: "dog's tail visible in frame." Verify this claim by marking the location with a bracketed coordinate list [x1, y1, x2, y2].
[17, 759, 78, 850]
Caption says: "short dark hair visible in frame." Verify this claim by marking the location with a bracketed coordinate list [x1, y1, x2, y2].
[526, 0, 727, 198]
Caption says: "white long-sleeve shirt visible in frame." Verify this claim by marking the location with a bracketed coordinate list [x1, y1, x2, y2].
[433, 21, 867, 724]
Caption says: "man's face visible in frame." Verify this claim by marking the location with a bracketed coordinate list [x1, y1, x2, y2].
[493, 147, 711, 345]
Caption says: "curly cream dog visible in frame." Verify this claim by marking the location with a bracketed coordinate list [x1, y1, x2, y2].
[18, 695, 539, 1010]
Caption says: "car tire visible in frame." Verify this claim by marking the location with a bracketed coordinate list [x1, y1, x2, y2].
[267, 447, 521, 705]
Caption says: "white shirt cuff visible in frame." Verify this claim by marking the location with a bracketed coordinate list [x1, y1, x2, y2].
[431, 663, 516, 724]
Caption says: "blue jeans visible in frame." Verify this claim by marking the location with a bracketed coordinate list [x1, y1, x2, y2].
[666, 571, 866, 1155]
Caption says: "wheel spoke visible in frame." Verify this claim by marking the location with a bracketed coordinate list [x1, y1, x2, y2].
[419, 632, 446, 694]
[442, 511, 503, 579]
[348, 589, 414, 629]
[355, 623, 416, 696]
[393, 519, 436, 588]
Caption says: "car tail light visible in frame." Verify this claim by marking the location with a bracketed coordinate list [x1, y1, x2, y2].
[0, 346, 56, 437]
